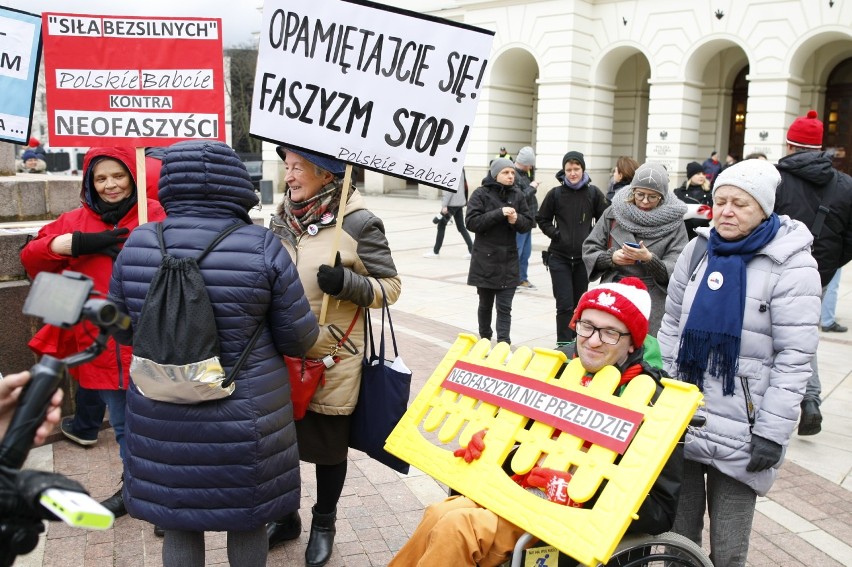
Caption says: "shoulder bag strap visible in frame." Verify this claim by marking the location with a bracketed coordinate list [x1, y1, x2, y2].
[688, 238, 709, 281]
[810, 171, 837, 238]
[374, 280, 399, 359]
[197, 222, 246, 264]
[222, 319, 265, 387]
[155, 222, 246, 263]
[155, 222, 167, 256]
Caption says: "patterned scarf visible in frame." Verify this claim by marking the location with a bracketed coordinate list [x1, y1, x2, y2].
[675, 214, 780, 395]
[279, 180, 353, 237]
[609, 186, 687, 240]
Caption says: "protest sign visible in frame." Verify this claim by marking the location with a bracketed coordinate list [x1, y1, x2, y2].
[0, 6, 42, 144]
[42, 13, 225, 147]
[250, 0, 494, 191]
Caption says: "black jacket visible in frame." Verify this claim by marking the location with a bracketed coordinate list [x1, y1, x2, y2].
[536, 171, 608, 261]
[775, 151, 852, 286]
[514, 166, 539, 228]
[465, 175, 533, 288]
[674, 182, 713, 241]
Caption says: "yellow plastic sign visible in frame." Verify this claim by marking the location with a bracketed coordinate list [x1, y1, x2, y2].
[384, 334, 703, 566]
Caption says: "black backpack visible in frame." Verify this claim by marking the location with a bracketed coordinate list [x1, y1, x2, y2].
[129, 222, 262, 404]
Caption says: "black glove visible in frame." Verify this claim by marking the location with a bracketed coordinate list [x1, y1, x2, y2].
[317, 252, 345, 296]
[746, 434, 782, 472]
[71, 228, 129, 258]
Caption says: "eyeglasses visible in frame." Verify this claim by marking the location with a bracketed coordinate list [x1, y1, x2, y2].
[575, 320, 631, 345]
[631, 190, 661, 203]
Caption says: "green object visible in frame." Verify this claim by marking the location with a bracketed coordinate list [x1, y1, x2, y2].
[40, 488, 114, 530]
[642, 335, 664, 369]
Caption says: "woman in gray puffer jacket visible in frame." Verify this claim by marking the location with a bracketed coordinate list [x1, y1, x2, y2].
[657, 159, 821, 567]
[110, 140, 319, 567]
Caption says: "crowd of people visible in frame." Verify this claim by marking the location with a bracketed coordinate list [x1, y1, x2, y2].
[10, 108, 852, 567]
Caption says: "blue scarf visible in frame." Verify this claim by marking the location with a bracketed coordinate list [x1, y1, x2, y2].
[675, 214, 780, 395]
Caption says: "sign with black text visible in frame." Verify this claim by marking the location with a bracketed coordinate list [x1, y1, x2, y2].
[42, 13, 225, 147]
[441, 361, 645, 454]
[250, 0, 494, 190]
[0, 6, 41, 144]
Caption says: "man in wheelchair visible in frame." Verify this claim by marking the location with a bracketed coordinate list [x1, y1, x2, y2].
[389, 278, 684, 567]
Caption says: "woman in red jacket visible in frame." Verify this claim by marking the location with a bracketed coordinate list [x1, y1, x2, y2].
[20, 146, 165, 517]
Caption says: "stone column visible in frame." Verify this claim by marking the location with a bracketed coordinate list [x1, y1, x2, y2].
[644, 79, 704, 186]
[743, 77, 805, 162]
[0, 142, 15, 177]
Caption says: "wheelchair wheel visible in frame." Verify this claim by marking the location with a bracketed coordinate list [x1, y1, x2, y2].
[599, 531, 712, 567]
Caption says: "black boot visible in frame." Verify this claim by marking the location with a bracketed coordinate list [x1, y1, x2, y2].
[267, 510, 302, 549]
[305, 506, 336, 567]
[100, 475, 126, 519]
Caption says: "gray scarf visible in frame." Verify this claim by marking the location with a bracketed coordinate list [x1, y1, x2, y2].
[610, 186, 687, 239]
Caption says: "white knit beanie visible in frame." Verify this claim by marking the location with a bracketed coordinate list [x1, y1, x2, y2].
[712, 159, 780, 216]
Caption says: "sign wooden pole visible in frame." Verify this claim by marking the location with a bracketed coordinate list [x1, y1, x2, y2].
[136, 147, 148, 225]
[318, 164, 353, 325]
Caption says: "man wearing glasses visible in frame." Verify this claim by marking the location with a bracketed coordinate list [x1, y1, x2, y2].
[389, 277, 683, 566]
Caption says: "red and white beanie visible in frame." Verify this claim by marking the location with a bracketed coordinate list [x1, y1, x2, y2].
[571, 277, 651, 346]
[786, 110, 824, 149]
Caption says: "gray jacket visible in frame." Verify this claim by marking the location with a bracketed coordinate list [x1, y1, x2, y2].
[442, 172, 468, 208]
[582, 207, 688, 336]
[657, 217, 821, 495]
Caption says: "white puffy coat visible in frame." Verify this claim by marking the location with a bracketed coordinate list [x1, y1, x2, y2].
[657, 216, 820, 495]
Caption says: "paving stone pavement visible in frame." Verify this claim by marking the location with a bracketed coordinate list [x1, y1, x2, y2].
[17, 194, 852, 566]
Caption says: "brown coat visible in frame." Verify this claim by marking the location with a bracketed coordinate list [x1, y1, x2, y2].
[271, 189, 401, 414]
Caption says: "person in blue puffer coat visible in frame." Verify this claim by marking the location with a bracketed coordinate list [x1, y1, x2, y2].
[109, 140, 319, 567]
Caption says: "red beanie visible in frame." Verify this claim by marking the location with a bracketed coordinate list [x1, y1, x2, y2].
[570, 277, 651, 347]
[786, 110, 823, 149]
[28, 136, 40, 147]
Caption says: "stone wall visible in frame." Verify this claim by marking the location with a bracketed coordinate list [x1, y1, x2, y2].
[0, 174, 81, 416]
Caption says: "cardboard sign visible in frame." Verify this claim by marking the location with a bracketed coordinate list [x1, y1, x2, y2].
[250, 0, 494, 190]
[442, 361, 644, 454]
[42, 13, 225, 147]
[0, 6, 42, 144]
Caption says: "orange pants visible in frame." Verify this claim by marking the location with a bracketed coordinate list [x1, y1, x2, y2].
[389, 495, 527, 567]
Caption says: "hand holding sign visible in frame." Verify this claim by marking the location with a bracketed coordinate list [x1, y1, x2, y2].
[453, 429, 486, 463]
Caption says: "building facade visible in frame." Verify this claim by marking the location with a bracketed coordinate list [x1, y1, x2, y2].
[364, 0, 852, 193]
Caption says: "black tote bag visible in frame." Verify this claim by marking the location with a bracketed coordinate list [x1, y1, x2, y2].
[349, 282, 411, 473]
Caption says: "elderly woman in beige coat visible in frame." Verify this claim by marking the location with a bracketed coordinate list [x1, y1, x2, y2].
[268, 147, 401, 567]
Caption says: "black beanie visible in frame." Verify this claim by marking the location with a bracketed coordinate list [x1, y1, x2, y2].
[686, 161, 703, 179]
[562, 151, 585, 171]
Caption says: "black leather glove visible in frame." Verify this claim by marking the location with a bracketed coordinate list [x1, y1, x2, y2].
[71, 228, 129, 258]
[317, 252, 345, 296]
[746, 434, 782, 472]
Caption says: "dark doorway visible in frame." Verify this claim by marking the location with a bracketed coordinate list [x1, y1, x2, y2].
[824, 58, 852, 175]
[726, 66, 748, 163]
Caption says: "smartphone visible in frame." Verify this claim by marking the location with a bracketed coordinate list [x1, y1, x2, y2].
[40, 488, 115, 530]
[624, 242, 641, 248]
[22, 271, 93, 328]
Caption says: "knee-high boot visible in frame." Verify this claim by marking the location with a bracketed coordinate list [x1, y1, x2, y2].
[305, 505, 336, 566]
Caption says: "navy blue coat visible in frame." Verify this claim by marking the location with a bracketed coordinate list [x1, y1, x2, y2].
[109, 141, 319, 531]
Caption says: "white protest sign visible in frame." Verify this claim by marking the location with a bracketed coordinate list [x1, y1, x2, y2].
[250, 0, 494, 190]
[0, 7, 42, 144]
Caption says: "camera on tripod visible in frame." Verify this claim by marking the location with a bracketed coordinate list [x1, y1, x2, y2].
[0, 271, 130, 566]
